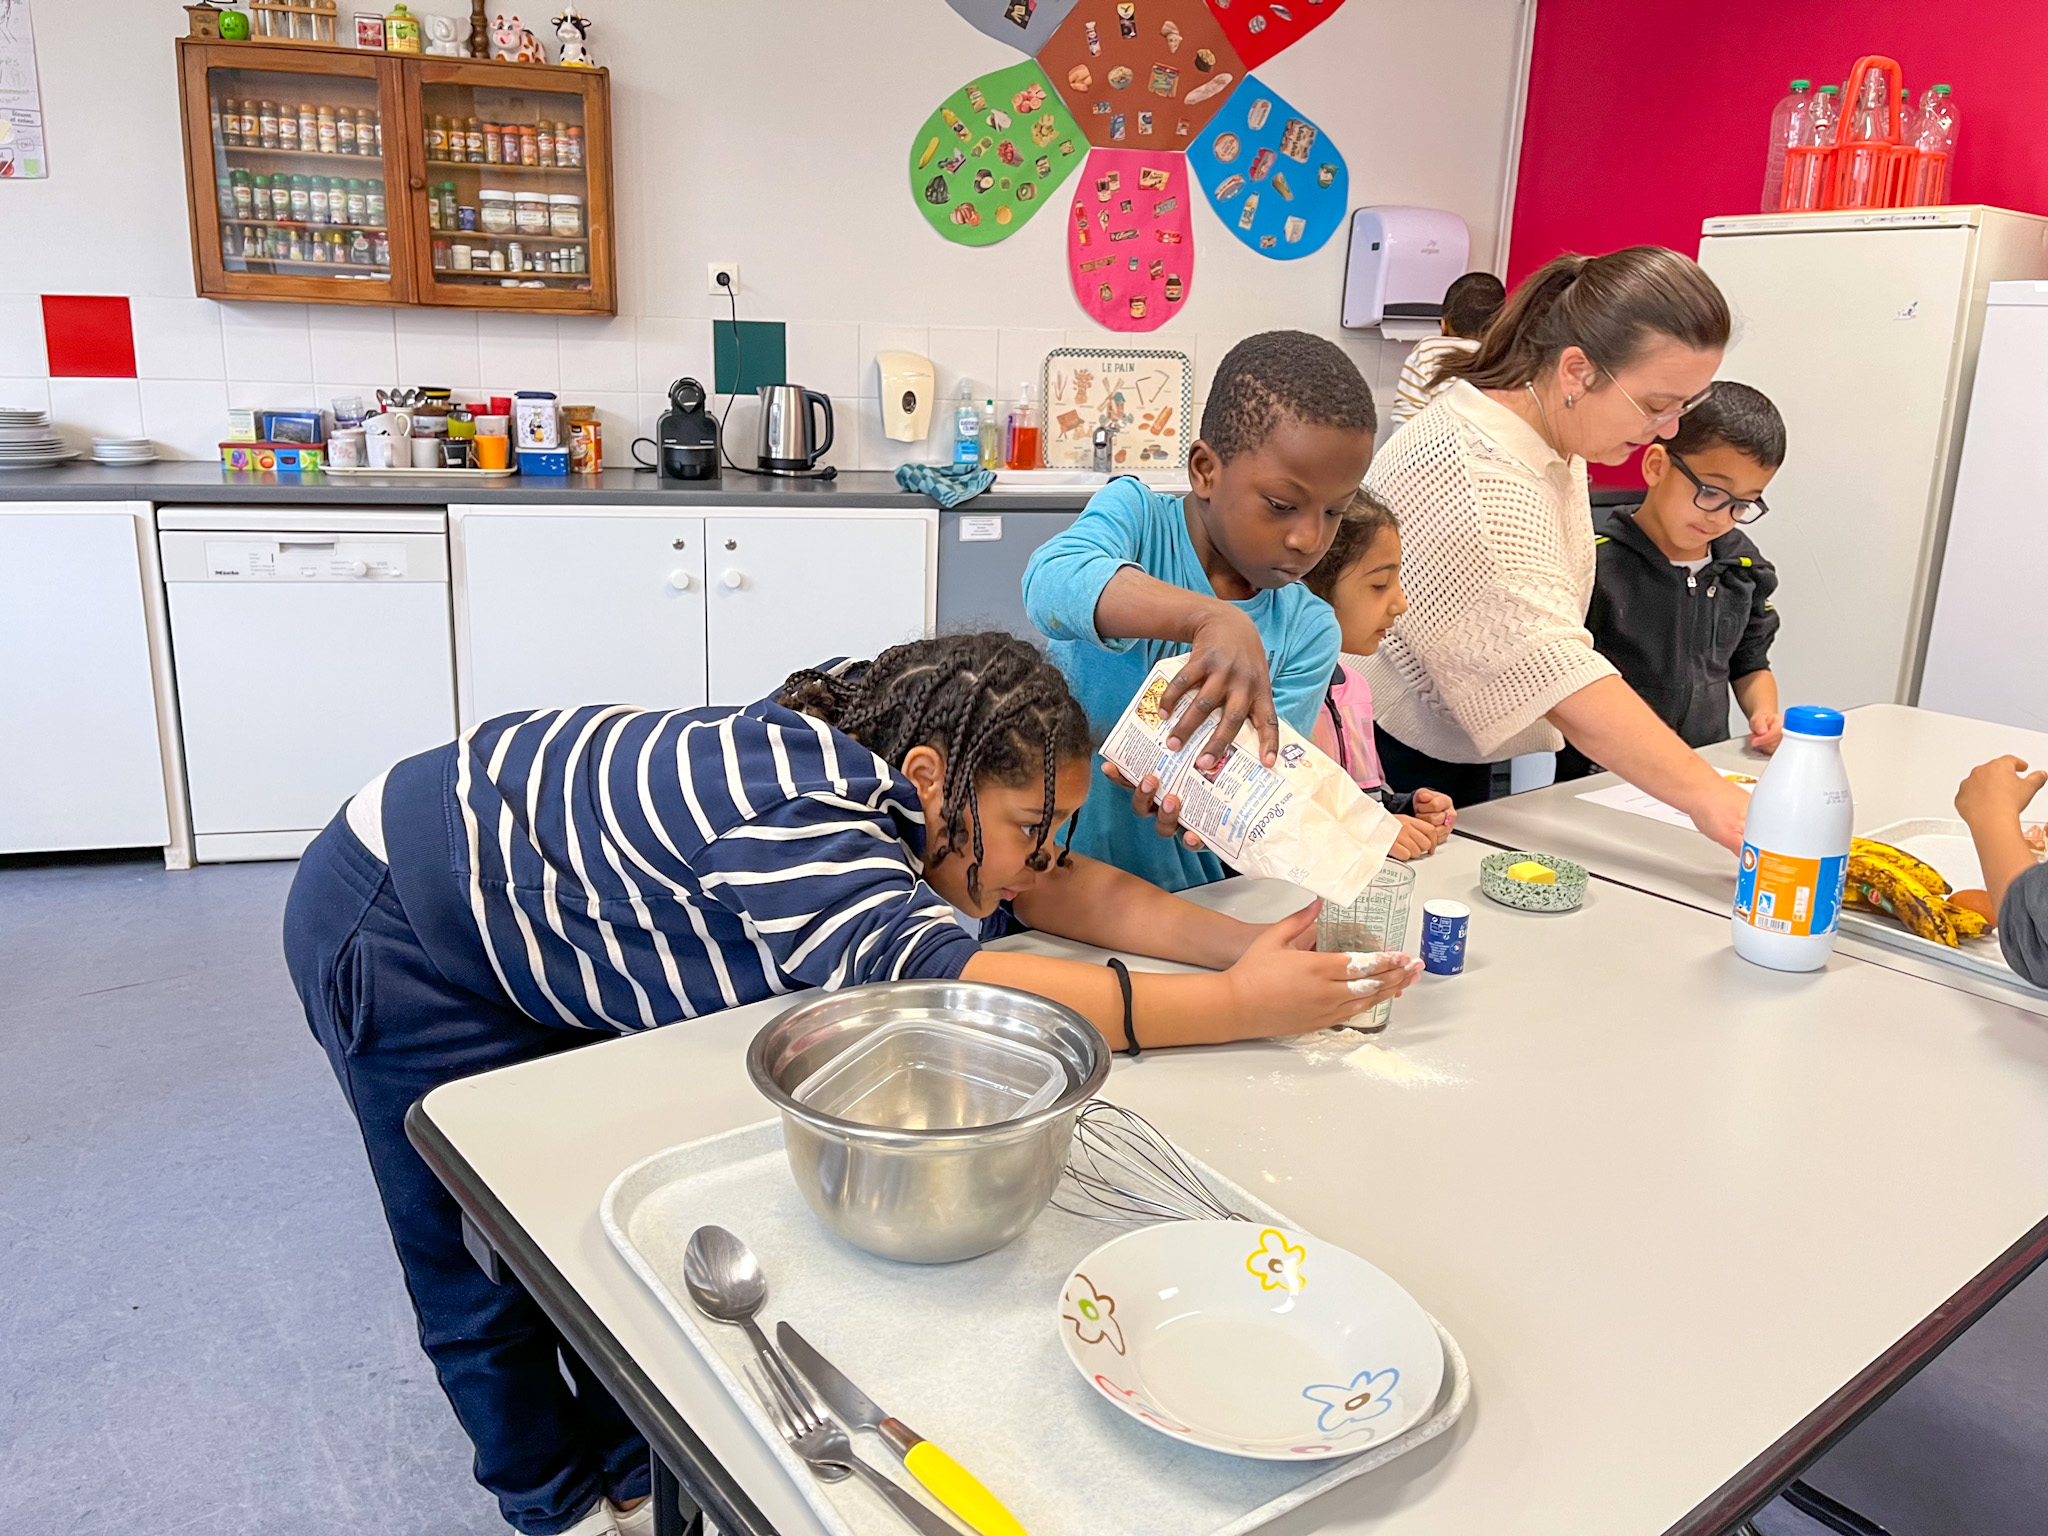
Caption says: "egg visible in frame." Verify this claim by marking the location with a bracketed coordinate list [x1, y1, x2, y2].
[1505, 861, 1557, 885]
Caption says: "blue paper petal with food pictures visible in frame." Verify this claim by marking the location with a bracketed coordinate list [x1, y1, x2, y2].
[943, 0, 1085, 51]
[1187, 76, 1345, 259]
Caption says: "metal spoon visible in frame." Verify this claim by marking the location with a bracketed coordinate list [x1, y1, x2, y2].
[683, 1225, 816, 1415]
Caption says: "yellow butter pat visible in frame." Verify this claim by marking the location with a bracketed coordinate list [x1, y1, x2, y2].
[1505, 861, 1557, 884]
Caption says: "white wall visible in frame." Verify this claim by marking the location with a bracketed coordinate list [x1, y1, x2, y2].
[0, 0, 1528, 466]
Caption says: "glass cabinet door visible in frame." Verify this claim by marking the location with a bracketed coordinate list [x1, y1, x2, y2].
[181, 44, 411, 303]
[408, 63, 612, 312]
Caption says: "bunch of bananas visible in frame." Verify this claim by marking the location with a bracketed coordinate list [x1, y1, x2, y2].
[1844, 838, 1990, 947]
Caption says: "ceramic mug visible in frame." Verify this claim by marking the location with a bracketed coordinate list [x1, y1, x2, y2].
[475, 434, 511, 471]
[366, 434, 403, 469]
[410, 437, 442, 469]
[328, 429, 367, 469]
[364, 410, 412, 438]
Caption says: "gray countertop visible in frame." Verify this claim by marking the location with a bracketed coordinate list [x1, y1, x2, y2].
[0, 463, 1093, 510]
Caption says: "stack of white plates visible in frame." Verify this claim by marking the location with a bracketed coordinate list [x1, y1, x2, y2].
[92, 436, 158, 466]
[0, 408, 74, 469]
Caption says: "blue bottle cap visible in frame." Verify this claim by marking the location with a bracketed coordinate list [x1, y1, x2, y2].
[1783, 705, 1844, 738]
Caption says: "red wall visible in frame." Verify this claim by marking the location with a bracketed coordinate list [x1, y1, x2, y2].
[1508, 2, 2048, 484]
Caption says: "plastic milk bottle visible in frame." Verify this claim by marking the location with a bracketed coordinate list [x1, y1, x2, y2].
[1732, 705, 1854, 971]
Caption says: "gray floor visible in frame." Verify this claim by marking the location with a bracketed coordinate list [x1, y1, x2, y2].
[4, 854, 2046, 1535]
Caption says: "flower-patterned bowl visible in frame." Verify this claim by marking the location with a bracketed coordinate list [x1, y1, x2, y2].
[1057, 1219, 1442, 1460]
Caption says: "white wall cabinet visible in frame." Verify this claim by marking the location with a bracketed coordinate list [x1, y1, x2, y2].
[0, 504, 176, 855]
[453, 507, 934, 727]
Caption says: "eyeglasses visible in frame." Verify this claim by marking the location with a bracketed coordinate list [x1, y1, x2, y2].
[1602, 370, 1718, 430]
[1667, 451, 1770, 524]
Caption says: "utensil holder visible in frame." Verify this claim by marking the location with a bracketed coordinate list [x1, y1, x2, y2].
[1316, 859, 1416, 1032]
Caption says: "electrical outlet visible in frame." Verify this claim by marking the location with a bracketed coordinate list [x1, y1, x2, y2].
[707, 261, 741, 297]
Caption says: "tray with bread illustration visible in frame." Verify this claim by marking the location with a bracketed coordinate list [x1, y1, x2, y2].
[1840, 819, 2048, 984]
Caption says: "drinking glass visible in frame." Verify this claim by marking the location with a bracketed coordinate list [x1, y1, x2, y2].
[1316, 859, 1416, 1033]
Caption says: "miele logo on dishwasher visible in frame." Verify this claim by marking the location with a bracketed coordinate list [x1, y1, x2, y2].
[203, 540, 406, 579]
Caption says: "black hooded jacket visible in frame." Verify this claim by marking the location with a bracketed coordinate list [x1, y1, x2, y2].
[1585, 506, 1780, 748]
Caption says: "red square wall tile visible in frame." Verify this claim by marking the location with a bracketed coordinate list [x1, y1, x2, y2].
[42, 295, 137, 378]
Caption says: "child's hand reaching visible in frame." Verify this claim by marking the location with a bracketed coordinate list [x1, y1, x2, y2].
[1159, 604, 1280, 768]
[1747, 710, 1785, 753]
[1957, 755, 2048, 826]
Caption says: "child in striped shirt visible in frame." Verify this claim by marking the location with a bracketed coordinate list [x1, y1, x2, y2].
[1388, 271, 1507, 430]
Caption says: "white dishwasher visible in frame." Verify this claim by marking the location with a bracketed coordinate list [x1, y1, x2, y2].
[159, 508, 456, 862]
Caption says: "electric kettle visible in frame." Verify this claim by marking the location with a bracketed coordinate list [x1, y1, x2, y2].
[756, 383, 834, 474]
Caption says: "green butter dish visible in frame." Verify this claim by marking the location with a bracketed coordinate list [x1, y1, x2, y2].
[1478, 850, 1589, 913]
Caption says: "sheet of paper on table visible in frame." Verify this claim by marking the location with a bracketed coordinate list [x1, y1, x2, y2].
[1576, 769, 1757, 831]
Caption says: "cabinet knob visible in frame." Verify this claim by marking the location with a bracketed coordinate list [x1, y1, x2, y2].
[408, 175, 426, 191]
[667, 567, 695, 592]
[720, 568, 745, 590]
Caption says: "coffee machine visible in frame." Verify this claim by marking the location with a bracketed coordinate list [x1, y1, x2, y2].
[655, 377, 719, 478]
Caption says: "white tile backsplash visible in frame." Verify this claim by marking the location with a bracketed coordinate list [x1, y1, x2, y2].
[785, 322, 860, 400]
[574, 389, 643, 466]
[477, 313, 561, 394]
[558, 315, 640, 394]
[0, 295, 46, 376]
[309, 306, 398, 386]
[220, 302, 312, 382]
[0, 376, 51, 416]
[394, 308, 481, 390]
[226, 379, 324, 412]
[926, 326, 999, 409]
[852, 394, 943, 473]
[820, 395, 860, 472]
[636, 316, 713, 397]
[139, 378, 231, 460]
[47, 377, 144, 441]
[995, 328, 1065, 406]
[129, 297, 225, 382]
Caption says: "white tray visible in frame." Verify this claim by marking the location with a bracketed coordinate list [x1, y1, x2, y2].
[1844, 818, 2042, 988]
[601, 1120, 1469, 1536]
[322, 463, 520, 479]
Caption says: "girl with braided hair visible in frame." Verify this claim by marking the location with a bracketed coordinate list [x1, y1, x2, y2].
[281, 631, 1417, 1536]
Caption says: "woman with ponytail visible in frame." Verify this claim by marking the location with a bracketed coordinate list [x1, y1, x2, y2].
[279, 631, 1420, 1536]
[1361, 245, 1753, 852]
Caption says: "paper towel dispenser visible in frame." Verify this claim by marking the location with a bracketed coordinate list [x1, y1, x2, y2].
[1341, 207, 1473, 341]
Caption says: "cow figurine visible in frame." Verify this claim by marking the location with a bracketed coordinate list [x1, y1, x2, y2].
[551, 8, 594, 67]
[491, 13, 543, 63]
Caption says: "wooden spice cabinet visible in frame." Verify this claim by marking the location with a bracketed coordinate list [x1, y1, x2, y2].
[176, 38, 616, 314]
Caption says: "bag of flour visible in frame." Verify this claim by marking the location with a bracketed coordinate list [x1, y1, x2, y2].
[1101, 655, 1399, 905]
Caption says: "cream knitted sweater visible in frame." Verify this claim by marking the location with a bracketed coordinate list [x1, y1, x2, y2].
[1362, 381, 1615, 762]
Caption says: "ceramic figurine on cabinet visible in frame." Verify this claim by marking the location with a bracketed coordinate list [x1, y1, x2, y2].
[551, 8, 594, 67]
[491, 12, 543, 62]
[424, 13, 464, 54]
[217, 8, 252, 39]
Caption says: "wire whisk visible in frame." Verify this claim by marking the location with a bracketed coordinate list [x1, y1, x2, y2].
[1050, 1099, 1248, 1225]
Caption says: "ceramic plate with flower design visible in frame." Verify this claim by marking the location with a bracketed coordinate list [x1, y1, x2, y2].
[1057, 1219, 1443, 1460]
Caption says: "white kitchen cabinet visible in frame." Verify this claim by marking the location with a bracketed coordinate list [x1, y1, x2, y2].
[705, 516, 929, 706]
[453, 507, 933, 724]
[457, 512, 708, 725]
[0, 503, 176, 855]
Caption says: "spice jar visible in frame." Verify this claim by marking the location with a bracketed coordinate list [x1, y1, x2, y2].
[278, 110, 299, 151]
[216, 176, 236, 219]
[439, 182, 459, 231]
[337, 110, 356, 155]
[290, 175, 311, 222]
[251, 177, 272, 220]
[506, 240, 524, 272]
[457, 203, 477, 231]
[317, 106, 338, 154]
[553, 121, 572, 165]
[298, 104, 317, 149]
[238, 100, 257, 141]
[500, 123, 521, 164]
[450, 242, 472, 271]
[327, 176, 348, 223]
[479, 189, 516, 235]
[548, 194, 583, 238]
[563, 126, 583, 167]
[465, 117, 484, 162]
[483, 122, 503, 164]
[433, 238, 450, 270]
[346, 179, 367, 225]
[366, 179, 385, 226]
[358, 109, 376, 156]
[308, 179, 328, 223]
[536, 124, 553, 165]
[259, 101, 279, 148]
[519, 125, 538, 166]
[514, 190, 549, 236]
[426, 114, 446, 161]
[230, 170, 253, 219]
[218, 101, 237, 146]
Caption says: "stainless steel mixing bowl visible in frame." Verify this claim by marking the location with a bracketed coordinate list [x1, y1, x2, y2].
[747, 980, 1109, 1263]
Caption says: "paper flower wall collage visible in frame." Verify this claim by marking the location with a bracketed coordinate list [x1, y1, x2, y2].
[909, 0, 1352, 332]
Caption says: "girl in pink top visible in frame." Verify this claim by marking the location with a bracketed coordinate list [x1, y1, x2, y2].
[1306, 493, 1458, 859]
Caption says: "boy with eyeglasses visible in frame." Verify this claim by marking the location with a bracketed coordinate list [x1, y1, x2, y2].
[1555, 381, 1786, 782]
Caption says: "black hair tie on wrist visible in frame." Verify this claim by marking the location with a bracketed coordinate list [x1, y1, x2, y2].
[1107, 957, 1139, 1058]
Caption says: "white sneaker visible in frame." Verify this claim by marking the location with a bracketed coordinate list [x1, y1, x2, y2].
[544, 1500, 618, 1536]
[608, 1496, 655, 1536]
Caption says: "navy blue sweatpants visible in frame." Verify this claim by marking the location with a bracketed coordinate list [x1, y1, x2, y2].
[282, 813, 650, 1533]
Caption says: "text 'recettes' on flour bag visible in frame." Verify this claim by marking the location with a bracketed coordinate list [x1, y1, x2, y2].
[1102, 655, 1398, 905]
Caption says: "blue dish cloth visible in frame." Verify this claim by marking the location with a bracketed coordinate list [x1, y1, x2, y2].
[896, 462, 994, 508]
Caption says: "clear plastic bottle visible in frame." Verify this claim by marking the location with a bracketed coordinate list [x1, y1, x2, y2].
[978, 398, 1001, 470]
[954, 383, 981, 466]
[1841, 68, 1893, 208]
[1761, 79, 1813, 214]
[1005, 381, 1041, 470]
[1788, 84, 1840, 211]
[1910, 84, 1960, 206]
[1732, 706, 1854, 972]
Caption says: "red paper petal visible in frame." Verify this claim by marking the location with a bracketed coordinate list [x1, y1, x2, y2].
[1203, 0, 1351, 70]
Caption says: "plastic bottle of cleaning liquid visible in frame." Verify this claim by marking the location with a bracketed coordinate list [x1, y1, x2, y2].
[978, 398, 1001, 470]
[1732, 706, 1854, 972]
[1761, 79, 1813, 213]
[1005, 380, 1041, 470]
[953, 383, 980, 466]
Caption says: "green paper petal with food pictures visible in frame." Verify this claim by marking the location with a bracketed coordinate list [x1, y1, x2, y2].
[1188, 74, 1345, 260]
[910, 61, 1087, 247]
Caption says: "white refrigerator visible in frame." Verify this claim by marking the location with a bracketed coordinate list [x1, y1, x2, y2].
[1697, 207, 2048, 713]
[1919, 280, 2048, 731]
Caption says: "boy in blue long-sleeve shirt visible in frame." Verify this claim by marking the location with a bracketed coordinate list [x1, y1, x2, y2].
[1024, 331, 1377, 891]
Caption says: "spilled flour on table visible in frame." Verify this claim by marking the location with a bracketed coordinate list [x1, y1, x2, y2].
[1282, 1029, 1465, 1086]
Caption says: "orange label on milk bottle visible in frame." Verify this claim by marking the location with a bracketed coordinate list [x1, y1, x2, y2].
[1734, 845, 1848, 936]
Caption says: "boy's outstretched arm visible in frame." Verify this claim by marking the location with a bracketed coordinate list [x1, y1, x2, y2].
[1092, 568, 1279, 767]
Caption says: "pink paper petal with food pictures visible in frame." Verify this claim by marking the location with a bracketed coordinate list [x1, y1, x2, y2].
[1066, 147, 1194, 331]
[1203, 0, 1350, 69]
